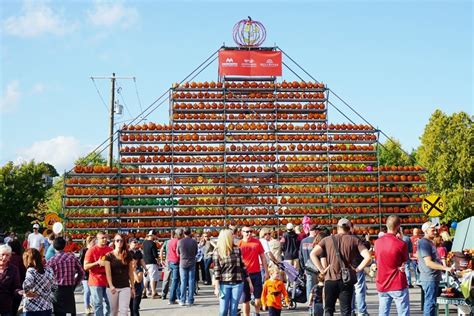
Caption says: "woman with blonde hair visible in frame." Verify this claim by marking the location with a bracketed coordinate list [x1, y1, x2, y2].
[104, 234, 135, 316]
[213, 229, 253, 316]
[440, 231, 453, 252]
[22, 248, 56, 316]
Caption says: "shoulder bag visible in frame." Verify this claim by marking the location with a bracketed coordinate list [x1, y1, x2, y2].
[331, 235, 356, 285]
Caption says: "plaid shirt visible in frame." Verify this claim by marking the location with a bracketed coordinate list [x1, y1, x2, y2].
[213, 246, 248, 283]
[23, 267, 57, 312]
[47, 251, 85, 286]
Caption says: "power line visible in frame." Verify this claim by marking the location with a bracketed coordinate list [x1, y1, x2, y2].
[116, 85, 133, 118]
[90, 78, 109, 112]
[72, 48, 220, 174]
[133, 78, 144, 119]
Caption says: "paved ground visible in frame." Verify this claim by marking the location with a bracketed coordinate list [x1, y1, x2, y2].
[74, 281, 457, 316]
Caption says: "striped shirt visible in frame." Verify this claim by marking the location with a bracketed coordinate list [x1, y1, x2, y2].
[47, 251, 85, 286]
[213, 247, 248, 283]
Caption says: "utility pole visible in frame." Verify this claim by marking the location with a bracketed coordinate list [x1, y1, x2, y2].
[91, 74, 135, 167]
[108, 73, 116, 168]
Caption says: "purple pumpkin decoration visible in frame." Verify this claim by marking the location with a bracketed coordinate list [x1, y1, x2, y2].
[233, 17, 267, 47]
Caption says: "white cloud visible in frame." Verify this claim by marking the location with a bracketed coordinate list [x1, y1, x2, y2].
[87, 1, 138, 28]
[2, 0, 73, 38]
[0, 80, 21, 112]
[32, 83, 46, 94]
[16, 136, 94, 172]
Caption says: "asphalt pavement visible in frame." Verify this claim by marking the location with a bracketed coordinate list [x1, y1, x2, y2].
[73, 280, 457, 316]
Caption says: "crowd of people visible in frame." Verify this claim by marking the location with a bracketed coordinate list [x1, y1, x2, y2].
[0, 215, 455, 316]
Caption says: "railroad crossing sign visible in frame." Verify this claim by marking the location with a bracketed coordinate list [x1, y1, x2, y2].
[422, 194, 445, 217]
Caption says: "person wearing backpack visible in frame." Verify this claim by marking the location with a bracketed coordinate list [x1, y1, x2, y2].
[281, 223, 300, 272]
[309, 218, 371, 316]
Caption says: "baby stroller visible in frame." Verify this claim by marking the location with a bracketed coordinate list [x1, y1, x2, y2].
[277, 261, 307, 309]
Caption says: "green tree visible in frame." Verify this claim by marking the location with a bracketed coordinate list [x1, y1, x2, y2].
[377, 138, 416, 166]
[35, 177, 64, 220]
[0, 161, 57, 232]
[417, 110, 474, 222]
[74, 152, 108, 166]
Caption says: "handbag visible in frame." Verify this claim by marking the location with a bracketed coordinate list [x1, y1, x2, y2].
[304, 258, 319, 274]
[331, 235, 356, 285]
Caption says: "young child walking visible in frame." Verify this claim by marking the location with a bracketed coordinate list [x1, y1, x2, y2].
[261, 267, 290, 316]
[308, 274, 324, 316]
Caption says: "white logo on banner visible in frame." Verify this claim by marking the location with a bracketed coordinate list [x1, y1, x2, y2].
[242, 58, 256, 68]
[260, 58, 279, 68]
[222, 57, 238, 67]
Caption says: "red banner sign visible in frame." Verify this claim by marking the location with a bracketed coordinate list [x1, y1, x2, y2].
[218, 50, 282, 76]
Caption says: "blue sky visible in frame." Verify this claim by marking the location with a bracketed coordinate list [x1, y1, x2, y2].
[1, 0, 472, 172]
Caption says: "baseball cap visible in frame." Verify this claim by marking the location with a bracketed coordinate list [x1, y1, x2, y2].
[286, 223, 294, 230]
[259, 227, 271, 238]
[33, 224, 39, 229]
[337, 218, 351, 227]
[147, 230, 154, 236]
[129, 238, 138, 243]
[422, 221, 439, 232]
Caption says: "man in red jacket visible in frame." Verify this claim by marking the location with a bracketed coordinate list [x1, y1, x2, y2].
[374, 215, 410, 316]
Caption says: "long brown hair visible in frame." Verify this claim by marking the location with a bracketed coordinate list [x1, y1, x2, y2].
[312, 231, 329, 248]
[113, 234, 129, 264]
[23, 248, 44, 274]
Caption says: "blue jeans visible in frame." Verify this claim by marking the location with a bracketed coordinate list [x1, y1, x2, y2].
[204, 257, 213, 284]
[82, 280, 91, 308]
[305, 272, 317, 302]
[90, 286, 110, 316]
[352, 271, 368, 315]
[378, 288, 410, 316]
[218, 282, 244, 316]
[180, 265, 196, 304]
[420, 281, 438, 316]
[169, 262, 180, 303]
[130, 282, 143, 316]
[412, 260, 420, 284]
[405, 260, 412, 285]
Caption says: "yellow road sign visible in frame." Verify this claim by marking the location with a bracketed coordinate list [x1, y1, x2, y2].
[44, 213, 61, 228]
[422, 194, 445, 217]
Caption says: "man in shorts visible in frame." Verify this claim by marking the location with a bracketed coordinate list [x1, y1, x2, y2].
[84, 232, 112, 316]
[238, 226, 269, 316]
[143, 230, 160, 298]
